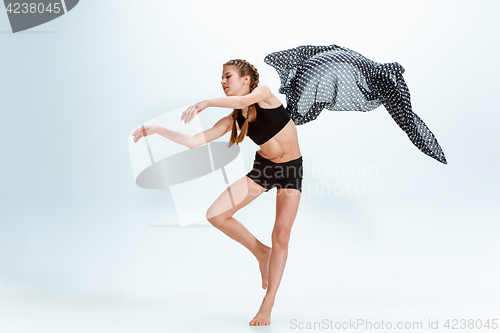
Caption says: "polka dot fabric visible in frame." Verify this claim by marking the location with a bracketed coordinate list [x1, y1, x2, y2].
[264, 44, 447, 164]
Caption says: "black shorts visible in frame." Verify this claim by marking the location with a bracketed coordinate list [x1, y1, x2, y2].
[246, 152, 303, 192]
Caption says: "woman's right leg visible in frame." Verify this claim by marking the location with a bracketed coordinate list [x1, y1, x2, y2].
[206, 175, 271, 289]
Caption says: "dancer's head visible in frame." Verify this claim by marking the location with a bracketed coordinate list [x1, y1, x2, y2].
[222, 59, 259, 96]
[223, 59, 260, 147]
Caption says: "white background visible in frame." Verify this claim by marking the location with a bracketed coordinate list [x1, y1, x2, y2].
[1, 0, 499, 332]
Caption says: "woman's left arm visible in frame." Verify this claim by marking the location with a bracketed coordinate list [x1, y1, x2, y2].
[181, 85, 272, 123]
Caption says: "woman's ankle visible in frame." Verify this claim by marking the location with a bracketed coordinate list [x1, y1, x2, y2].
[262, 295, 276, 308]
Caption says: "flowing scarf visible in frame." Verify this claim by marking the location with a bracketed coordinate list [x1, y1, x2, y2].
[264, 44, 447, 164]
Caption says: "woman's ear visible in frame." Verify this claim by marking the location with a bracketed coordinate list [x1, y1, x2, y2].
[243, 75, 251, 85]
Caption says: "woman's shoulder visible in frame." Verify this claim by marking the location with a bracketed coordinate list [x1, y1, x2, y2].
[254, 85, 271, 94]
[254, 85, 282, 109]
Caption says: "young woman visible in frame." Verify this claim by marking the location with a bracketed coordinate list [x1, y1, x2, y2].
[133, 43, 448, 327]
[132, 59, 303, 326]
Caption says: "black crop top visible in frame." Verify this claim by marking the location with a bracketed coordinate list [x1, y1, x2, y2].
[236, 103, 291, 145]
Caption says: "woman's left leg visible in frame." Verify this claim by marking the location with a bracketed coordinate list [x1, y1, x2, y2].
[249, 187, 301, 326]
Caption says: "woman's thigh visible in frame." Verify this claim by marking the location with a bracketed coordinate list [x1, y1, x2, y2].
[272, 188, 301, 242]
[206, 175, 267, 221]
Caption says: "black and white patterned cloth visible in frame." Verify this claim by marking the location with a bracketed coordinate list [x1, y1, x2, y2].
[264, 44, 447, 164]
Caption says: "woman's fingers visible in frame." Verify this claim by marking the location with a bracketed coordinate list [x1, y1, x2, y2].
[181, 105, 199, 124]
[183, 108, 190, 123]
[187, 106, 196, 123]
[132, 125, 148, 143]
[190, 106, 199, 123]
[181, 105, 194, 123]
[133, 129, 142, 143]
[132, 129, 140, 142]
[181, 103, 206, 124]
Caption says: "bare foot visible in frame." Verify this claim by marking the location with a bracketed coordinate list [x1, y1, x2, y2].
[249, 297, 273, 326]
[257, 246, 272, 289]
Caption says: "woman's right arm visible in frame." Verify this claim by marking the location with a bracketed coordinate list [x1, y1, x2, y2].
[132, 114, 233, 149]
[181, 85, 273, 124]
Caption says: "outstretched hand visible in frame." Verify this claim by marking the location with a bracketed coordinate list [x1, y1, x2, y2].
[132, 124, 158, 143]
[181, 100, 208, 124]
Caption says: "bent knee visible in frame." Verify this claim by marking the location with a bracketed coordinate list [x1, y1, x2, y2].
[272, 229, 291, 248]
[206, 209, 229, 227]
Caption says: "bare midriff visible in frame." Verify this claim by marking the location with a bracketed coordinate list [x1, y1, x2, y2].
[255, 119, 302, 163]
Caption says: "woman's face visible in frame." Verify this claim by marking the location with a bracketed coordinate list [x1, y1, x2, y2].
[221, 65, 249, 96]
